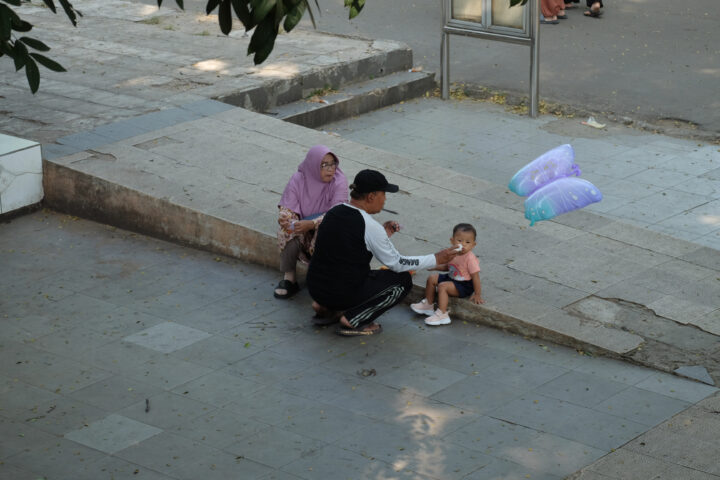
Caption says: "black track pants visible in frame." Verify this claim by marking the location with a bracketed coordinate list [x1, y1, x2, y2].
[335, 270, 413, 328]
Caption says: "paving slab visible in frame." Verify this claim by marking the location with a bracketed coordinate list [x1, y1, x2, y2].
[64, 413, 163, 454]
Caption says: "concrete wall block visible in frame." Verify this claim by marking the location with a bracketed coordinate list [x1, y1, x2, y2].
[43, 160, 280, 270]
[281, 73, 435, 128]
[383, 47, 414, 73]
[273, 81, 305, 108]
[0, 134, 43, 214]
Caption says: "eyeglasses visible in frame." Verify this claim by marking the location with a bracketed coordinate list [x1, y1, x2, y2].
[321, 161, 339, 171]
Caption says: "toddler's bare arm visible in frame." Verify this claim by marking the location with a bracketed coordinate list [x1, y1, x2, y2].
[470, 272, 484, 304]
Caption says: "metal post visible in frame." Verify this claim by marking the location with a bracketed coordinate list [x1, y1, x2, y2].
[441, 0, 450, 100]
[441, 32, 450, 100]
[529, 0, 540, 118]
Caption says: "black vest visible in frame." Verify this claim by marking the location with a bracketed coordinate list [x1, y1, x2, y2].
[307, 204, 372, 307]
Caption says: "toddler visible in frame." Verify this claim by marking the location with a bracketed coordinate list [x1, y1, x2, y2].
[410, 223, 483, 325]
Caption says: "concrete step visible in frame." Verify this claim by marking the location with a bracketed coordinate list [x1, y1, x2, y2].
[214, 39, 415, 113]
[265, 70, 436, 128]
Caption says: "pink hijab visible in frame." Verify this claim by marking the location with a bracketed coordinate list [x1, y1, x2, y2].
[279, 145, 348, 218]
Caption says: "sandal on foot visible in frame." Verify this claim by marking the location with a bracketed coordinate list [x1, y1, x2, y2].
[274, 279, 299, 299]
[540, 18, 559, 24]
[335, 324, 383, 336]
[583, 9, 602, 17]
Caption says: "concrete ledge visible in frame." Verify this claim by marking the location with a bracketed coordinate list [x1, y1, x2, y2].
[272, 70, 436, 128]
[217, 46, 414, 112]
[43, 161, 280, 270]
[423, 289, 644, 357]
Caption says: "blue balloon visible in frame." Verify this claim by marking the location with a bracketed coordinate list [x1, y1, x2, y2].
[508, 144, 580, 197]
[524, 177, 603, 226]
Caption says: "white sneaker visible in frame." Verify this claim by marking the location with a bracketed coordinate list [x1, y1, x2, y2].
[411, 298, 435, 316]
[425, 309, 451, 326]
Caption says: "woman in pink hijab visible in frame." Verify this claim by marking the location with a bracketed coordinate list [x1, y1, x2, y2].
[275, 145, 348, 299]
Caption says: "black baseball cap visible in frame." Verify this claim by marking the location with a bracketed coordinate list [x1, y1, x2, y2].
[352, 169, 399, 194]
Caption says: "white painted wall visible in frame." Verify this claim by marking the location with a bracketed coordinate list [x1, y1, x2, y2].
[0, 133, 43, 214]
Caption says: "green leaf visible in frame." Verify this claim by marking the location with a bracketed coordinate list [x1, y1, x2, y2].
[248, 15, 277, 64]
[218, 0, 232, 34]
[175, 0, 184, 8]
[206, 0, 221, 14]
[25, 56, 40, 93]
[247, 13, 272, 52]
[0, 3, 21, 23]
[19, 37, 50, 52]
[13, 39, 28, 70]
[0, 5, 13, 40]
[283, 1, 305, 32]
[1, 4, 27, 39]
[346, 0, 364, 19]
[58, 0, 81, 26]
[304, 0, 316, 29]
[253, 33, 276, 64]
[231, 0, 255, 30]
[41, 0, 58, 14]
[274, 0, 284, 29]
[251, 0, 276, 23]
[0, 40, 13, 57]
[30, 52, 66, 72]
[11, 19, 33, 33]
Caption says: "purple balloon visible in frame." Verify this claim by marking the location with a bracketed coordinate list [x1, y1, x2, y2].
[524, 177, 603, 226]
[508, 144, 580, 197]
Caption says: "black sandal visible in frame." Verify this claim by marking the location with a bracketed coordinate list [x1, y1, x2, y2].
[335, 324, 383, 336]
[274, 279, 300, 299]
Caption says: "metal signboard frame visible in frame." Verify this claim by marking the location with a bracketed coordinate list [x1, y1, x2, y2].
[441, 0, 540, 117]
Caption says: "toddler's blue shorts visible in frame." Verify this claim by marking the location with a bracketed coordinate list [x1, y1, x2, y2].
[438, 273, 474, 298]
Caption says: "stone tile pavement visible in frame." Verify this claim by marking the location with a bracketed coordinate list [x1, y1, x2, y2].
[1, 210, 717, 480]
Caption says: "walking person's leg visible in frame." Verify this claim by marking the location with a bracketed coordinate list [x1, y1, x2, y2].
[584, 0, 603, 17]
[540, 0, 563, 23]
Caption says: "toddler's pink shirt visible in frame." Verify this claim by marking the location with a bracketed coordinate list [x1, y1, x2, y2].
[447, 251, 480, 281]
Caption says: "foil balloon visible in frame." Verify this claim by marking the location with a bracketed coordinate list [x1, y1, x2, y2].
[508, 144, 580, 196]
[524, 177, 603, 226]
[509, 144, 602, 226]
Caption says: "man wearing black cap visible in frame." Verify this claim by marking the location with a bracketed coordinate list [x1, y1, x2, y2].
[307, 169, 459, 336]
